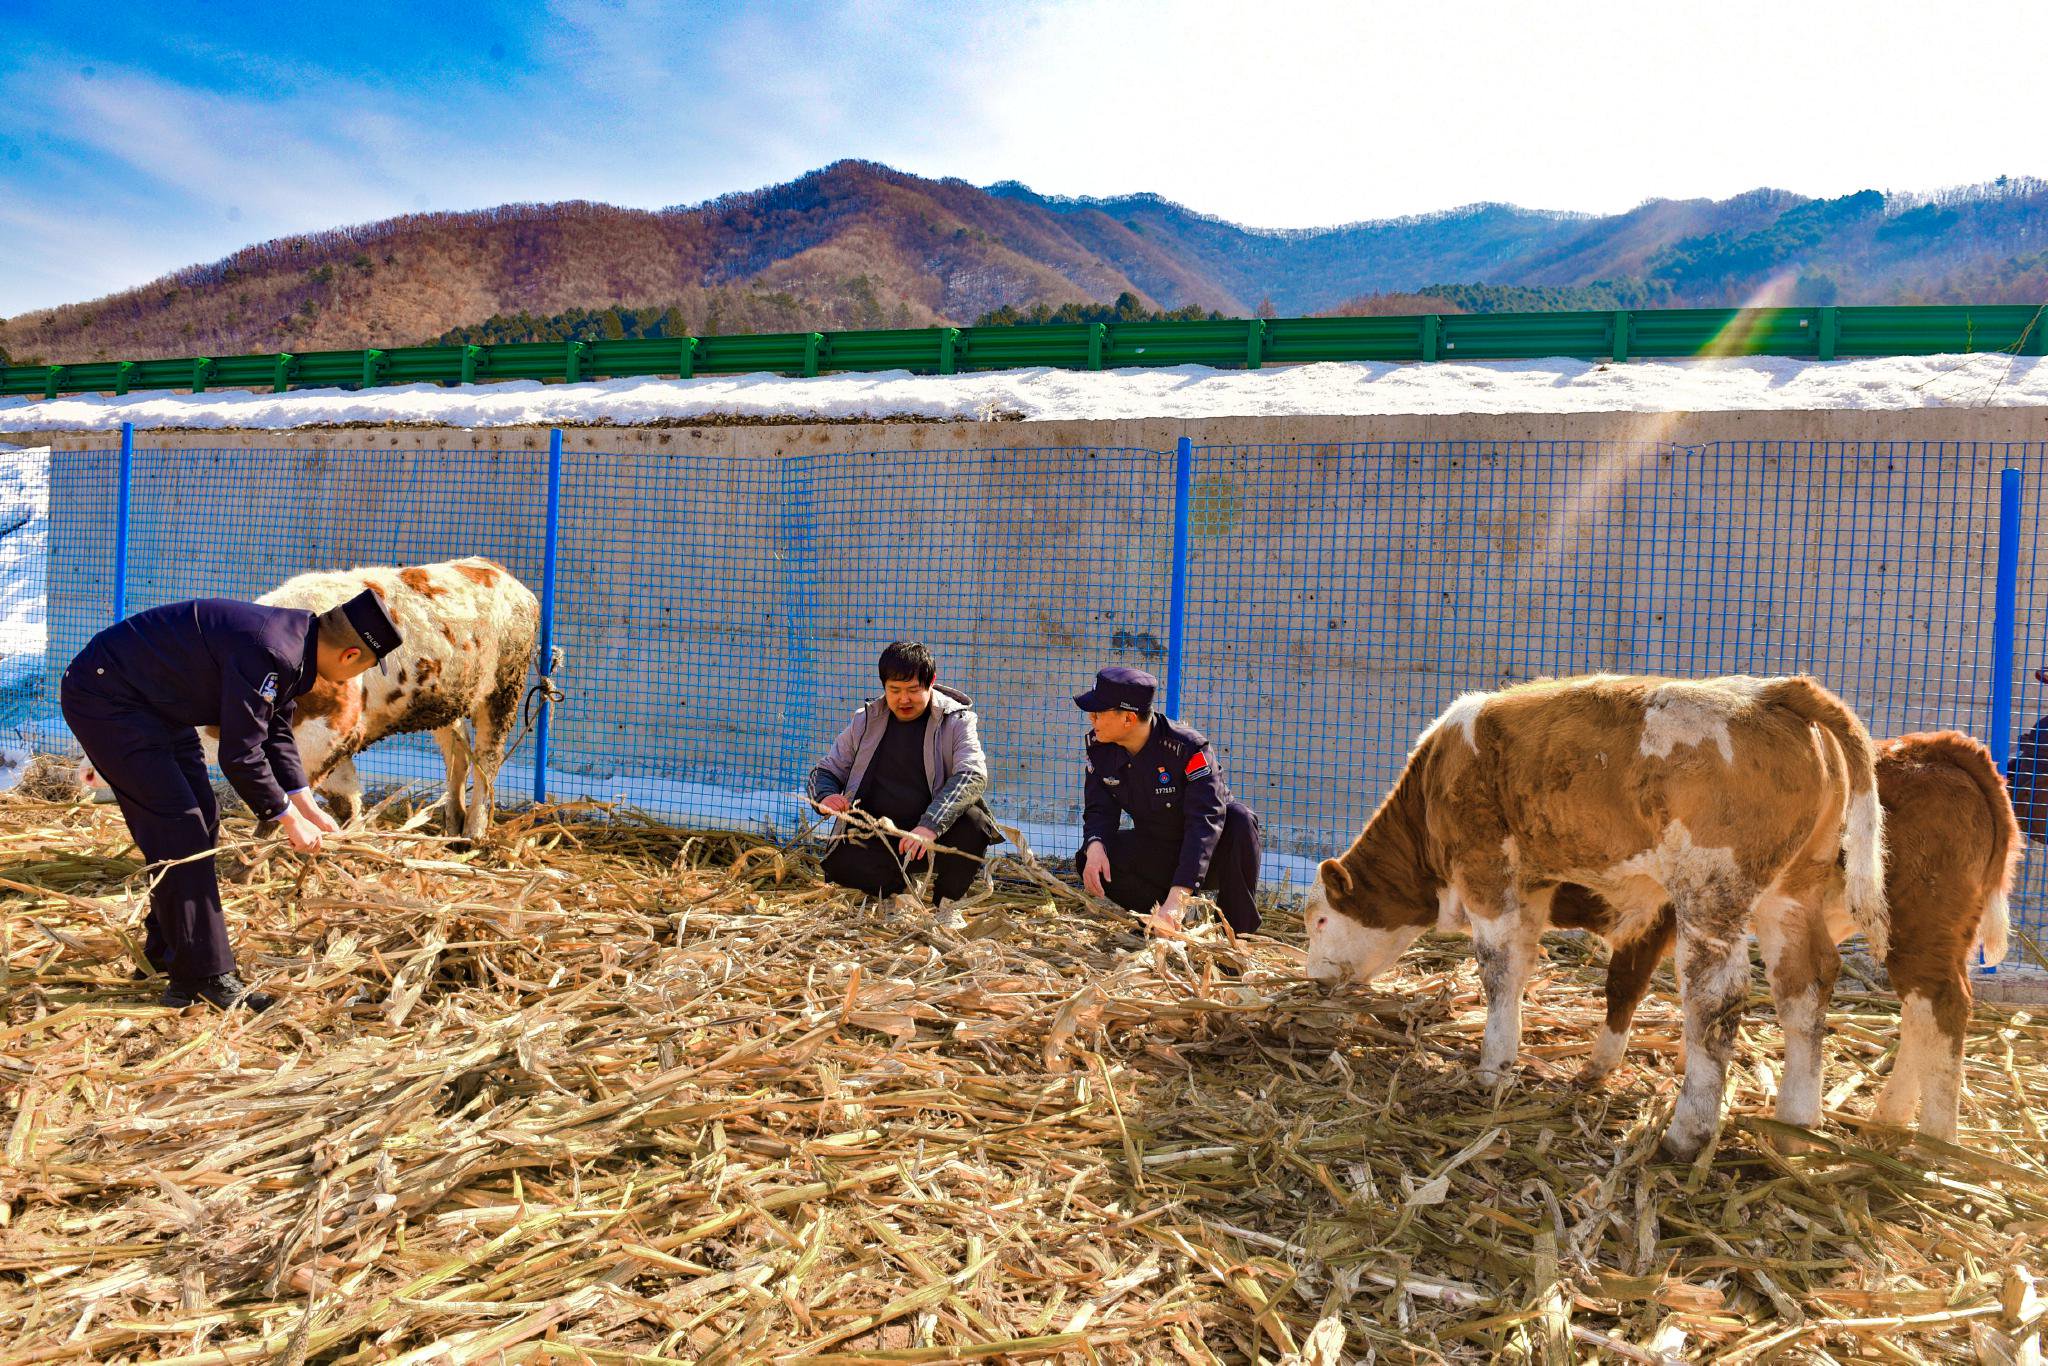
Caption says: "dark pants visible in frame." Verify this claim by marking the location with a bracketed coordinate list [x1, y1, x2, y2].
[1077, 800, 1263, 933]
[822, 806, 997, 903]
[61, 674, 233, 980]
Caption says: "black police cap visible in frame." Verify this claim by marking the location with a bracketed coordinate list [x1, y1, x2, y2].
[1073, 665, 1156, 714]
[328, 588, 403, 662]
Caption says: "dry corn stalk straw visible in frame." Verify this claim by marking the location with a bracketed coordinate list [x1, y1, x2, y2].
[1, 792, 2045, 1362]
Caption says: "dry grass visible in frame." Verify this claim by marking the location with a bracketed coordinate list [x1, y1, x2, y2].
[1, 795, 2045, 1363]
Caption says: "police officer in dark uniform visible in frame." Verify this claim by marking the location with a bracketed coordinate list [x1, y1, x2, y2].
[2009, 665, 2048, 845]
[1073, 666, 1262, 933]
[61, 590, 402, 1010]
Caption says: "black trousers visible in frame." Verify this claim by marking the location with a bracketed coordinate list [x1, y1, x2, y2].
[61, 675, 234, 980]
[822, 804, 996, 903]
[1077, 800, 1263, 933]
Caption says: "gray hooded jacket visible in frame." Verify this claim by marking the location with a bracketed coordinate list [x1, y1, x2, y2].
[806, 684, 989, 834]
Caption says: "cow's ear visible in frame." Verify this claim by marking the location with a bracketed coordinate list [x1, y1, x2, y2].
[1319, 857, 1354, 893]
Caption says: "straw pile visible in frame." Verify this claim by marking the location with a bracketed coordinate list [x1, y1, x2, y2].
[2, 795, 2045, 1364]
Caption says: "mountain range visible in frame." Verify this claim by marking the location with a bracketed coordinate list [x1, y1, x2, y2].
[5, 160, 2046, 366]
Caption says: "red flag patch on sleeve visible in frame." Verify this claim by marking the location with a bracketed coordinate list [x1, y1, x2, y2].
[1185, 751, 1210, 777]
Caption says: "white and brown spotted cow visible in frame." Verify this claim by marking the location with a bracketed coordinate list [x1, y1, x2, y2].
[1304, 673, 1888, 1159]
[1554, 729, 2018, 1144]
[82, 560, 539, 837]
[222, 557, 540, 839]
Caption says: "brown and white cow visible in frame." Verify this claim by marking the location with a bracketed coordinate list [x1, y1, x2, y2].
[77, 558, 542, 836]
[1304, 673, 1888, 1159]
[1553, 730, 2018, 1143]
[229, 557, 541, 838]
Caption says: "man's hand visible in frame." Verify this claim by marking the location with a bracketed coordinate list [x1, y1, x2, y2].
[291, 790, 341, 834]
[819, 793, 852, 815]
[1082, 841, 1113, 897]
[898, 825, 937, 862]
[279, 808, 324, 853]
[1144, 886, 1193, 937]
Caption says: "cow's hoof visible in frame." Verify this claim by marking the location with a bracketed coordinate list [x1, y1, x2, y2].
[1766, 1127, 1824, 1156]
[1660, 1127, 1711, 1162]
[1573, 1061, 1617, 1090]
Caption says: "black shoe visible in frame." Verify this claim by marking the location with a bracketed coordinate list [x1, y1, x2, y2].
[162, 973, 275, 1012]
[131, 952, 170, 980]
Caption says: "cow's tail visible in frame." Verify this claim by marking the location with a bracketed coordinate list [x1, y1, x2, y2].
[1774, 677, 1888, 960]
[1925, 730, 2022, 967]
[1979, 886, 2012, 968]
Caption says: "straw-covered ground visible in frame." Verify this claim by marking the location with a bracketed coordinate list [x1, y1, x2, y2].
[2, 786, 2045, 1364]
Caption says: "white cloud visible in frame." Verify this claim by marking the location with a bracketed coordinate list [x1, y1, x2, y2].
[954, 0, 2048, 226]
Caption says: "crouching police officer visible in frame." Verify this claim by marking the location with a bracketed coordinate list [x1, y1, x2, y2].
[61, 590, 402, 1010]
[1073, 666, 1262, 933]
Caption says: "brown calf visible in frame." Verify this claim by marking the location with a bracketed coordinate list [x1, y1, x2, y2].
[1559, 730, 2018, 1143]
[1303, 673, 1888, 1159]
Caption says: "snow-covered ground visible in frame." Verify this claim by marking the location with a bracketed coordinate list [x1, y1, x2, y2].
[0, 446, 49, 719]
[3, 352, 2047, 432]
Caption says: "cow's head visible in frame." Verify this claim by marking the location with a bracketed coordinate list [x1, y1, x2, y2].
[1303, 857, 1432, 987]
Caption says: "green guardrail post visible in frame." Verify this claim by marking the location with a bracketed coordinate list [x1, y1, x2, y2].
[460, 345, 482, 386]
[191, 358, 214, 394]
[679, 337, 698, 379]
[1420, 315, 1440, 362]
[1612, 310, 1631, 363]
[362, 349, 385, 390]
[1088, 322, 1106, 371]
[565, 340, 590, 383]
[1245, 318, 1266, 370]
[113, 361, 135, 396]
[43, 365, 63, 400]
[939, 327, 959, 375]
[1816, 308, 1838, 361]
[802, 332, 824, 378]
[273, 353, 295, 393]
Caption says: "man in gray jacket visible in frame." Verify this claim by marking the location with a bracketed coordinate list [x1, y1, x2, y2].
[807, 641, 1000, 928]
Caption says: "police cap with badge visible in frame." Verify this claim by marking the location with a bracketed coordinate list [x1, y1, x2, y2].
[1073, 666, 1157, 715]
[319, 589, 404, 670]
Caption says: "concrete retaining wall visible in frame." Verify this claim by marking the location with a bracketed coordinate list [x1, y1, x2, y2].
[38, 412, 2048, 911]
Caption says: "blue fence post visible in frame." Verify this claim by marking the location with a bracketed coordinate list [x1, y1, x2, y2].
[1163, 436, 1194, 718]
[1984, 465, 2023, 973]
[111, 422, 134, 620]
[778, 454, 816, 814]
[533, 427, 565, 803]
[1990, 466, 2023, 769]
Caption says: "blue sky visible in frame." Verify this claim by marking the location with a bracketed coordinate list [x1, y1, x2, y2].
[4, 0, 2046, 318]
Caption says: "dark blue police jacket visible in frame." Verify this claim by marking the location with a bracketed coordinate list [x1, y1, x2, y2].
[71, 599, 320, 821]
[1082, 713, 1232, 888]
[2011, 714, 2048, 844]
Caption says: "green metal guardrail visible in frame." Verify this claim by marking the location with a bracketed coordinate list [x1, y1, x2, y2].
[4, 304, 2043, 399]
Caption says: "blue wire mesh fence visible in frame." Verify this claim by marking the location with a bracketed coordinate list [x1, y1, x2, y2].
[3, 435, 2043, 946]
[1178, 442, 2033, 889]
[0, 445, 56, 761]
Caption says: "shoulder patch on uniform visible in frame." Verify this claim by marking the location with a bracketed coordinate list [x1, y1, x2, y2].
[1185, 750, 1210, 778]
[257, 672, 280, 703]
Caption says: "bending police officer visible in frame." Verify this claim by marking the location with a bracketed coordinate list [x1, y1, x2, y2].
[61, 590, 402, 1010]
